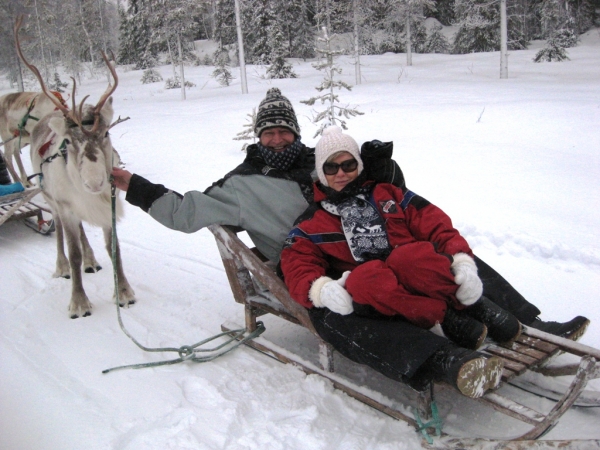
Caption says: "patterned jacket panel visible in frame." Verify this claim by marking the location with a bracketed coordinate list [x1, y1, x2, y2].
[281, 182, 473, 308]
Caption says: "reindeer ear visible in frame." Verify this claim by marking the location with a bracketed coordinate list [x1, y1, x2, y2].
[48, 116, 68, 136]
[100, 97, 114, 126]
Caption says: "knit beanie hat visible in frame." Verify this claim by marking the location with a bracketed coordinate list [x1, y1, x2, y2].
[254, 88, 301, 138]
[315, 125, 364, 186]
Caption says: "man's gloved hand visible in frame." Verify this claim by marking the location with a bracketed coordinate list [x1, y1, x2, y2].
[451, 253, 483, 306]
[309, 271, 354, 315]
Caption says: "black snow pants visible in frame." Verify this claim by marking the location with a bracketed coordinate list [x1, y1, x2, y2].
[307, 256, 541, 387]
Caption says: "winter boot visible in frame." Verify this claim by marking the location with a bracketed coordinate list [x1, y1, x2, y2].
[528, 316, 590, 341]
[441, 308, 487, 350]
[423, 343, 504, 399]
[465, 296, 521, 345]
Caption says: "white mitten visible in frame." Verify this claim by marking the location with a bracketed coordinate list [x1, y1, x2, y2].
[309, 271, 354, 315]
[451, 253, 483, 306]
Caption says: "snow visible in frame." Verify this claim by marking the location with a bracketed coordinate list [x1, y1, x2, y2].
[2, 29, 600, 448]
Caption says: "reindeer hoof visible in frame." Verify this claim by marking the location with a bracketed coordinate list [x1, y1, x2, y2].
[63, 274, 71, 279]
[84, 265, 102, 273]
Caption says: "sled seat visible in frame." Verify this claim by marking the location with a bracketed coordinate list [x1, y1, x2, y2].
[0, 187, 50, 228]
[209, 224, 600, 445]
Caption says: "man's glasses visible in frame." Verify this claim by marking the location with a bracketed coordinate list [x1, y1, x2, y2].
[322, 159, 359, 175]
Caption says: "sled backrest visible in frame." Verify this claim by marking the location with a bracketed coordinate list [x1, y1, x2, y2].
[209, 224, 317, 334]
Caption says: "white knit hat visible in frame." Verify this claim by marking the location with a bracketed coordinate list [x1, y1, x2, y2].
[315, 126, 363, 186]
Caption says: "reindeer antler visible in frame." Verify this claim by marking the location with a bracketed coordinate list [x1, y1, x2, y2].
[14, 15, 118, 136]
[14, 15, 71, 118]
[89, 51, 119, 135]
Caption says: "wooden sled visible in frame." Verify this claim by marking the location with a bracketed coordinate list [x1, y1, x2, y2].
[0, 187, 54, 234]
[209, 224, 600, 447]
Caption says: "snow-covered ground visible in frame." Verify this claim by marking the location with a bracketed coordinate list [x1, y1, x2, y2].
[1, 29, 600, 449]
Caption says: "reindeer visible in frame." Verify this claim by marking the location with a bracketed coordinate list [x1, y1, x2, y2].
[15, 16, 135, 318]
[0, 90, 67, 186]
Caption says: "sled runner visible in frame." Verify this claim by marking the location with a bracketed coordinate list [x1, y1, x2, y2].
[209, 224, 600, 446]
[0, 187, 54, 234]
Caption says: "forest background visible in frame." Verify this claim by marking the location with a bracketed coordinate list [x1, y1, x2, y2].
[1, 0, 599, 92]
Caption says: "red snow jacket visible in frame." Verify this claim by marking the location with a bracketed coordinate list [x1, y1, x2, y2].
[280, 182, 473, 308]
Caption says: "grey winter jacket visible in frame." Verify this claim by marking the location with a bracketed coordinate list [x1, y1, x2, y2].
[147, 174, 311, 262]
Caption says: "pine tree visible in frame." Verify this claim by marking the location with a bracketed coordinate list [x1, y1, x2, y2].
[212, 48, 234, 86]
[453, 0, 500, 54]
[289, 0, 316, 60]
[301, 27, 363, 137]
[423, 23, 451, 53]
[233, 108, 257, 151]
[117, 0, 157, 69]
[266, 2, 297, 79]
[533, 35, 570, 62]
[244, 0, 273, 64]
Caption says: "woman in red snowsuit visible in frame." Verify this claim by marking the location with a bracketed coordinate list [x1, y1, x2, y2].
[280, 126, 521, 352]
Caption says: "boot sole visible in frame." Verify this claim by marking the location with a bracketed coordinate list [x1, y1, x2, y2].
[566, 319, 590, 341]
[456, 356, 504, 399]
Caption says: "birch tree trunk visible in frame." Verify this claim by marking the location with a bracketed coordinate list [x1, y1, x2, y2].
[97, 0, 110, 82]
[78, 0, 97, 71]
[406, 14, 413, 66]
[33, 0, 49, 82]
[234, 0, 248, 94]
[167, 39, 178, 80]
[500, 0, 508, 79]
[353, 0, 361, 85]
[177, 33, 186, 100]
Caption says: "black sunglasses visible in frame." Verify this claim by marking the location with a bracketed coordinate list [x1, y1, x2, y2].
[322, 159, 359, 175]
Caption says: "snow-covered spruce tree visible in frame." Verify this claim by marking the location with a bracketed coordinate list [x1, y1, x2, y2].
[141, 68, 163, 84]
[552, 16, 579, 48]
[424, 0, 455, 26]
[533, 35, 570, 62]
[266, 2, 297, 79]
[423, 22, 451, 53]
[214, 0, 237, 47]
[49, 72, 68, 92]
[212, 47, 234, 86]
[242, 0, 272, 64]
[118, 0, 157, 69]
[233, 108, 257, 151]
[452, 0, 500, 53]
[289, 0, 316, 60]
[360, 0, 404, 54]
[301, 27, 363, 138]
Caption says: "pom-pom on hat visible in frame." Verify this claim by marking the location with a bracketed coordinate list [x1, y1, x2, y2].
[254, 88, 301, 138]
[315, 125, 363, 186]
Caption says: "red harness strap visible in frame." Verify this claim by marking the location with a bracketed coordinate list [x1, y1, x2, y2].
[38, 139, 53, 158]
[50, 91, 68, 109]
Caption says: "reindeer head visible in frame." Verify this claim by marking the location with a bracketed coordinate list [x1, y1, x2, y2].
[15, 15, 119, 195]
[47, 100, 115, 193]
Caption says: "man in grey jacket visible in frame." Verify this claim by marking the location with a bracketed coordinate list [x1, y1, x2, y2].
[112, 87, 589, 392]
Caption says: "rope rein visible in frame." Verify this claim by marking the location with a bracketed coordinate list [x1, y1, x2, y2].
[103, 159, 264, 374]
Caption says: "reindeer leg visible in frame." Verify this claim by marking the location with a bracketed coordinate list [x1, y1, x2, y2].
[80, 223, 102, 273]
[13, 149, 32, 188]
[52, 215, 71, 278]
[104, 226, 135, 307]
[3, 144, 23, 185]
[63, 218, 93, 318]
